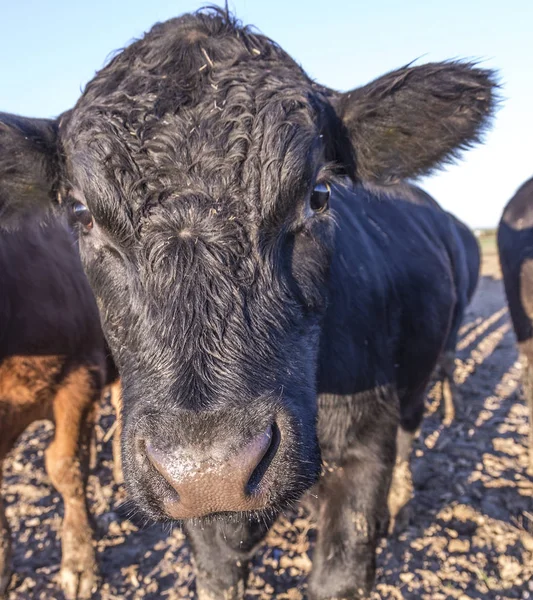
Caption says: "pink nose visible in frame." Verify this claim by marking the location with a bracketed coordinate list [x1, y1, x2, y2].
[145, 426, 277, 518]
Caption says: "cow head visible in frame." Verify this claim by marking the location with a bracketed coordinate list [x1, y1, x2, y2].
[0, 9, 497, 523]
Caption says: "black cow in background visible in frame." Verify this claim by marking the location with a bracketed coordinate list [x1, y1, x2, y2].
[0, 9, 497, 599]
[0, 211, 120, 599]
[498, 176, 533, 476]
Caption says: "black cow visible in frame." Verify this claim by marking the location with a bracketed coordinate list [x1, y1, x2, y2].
[497, 176, 533, 476]
[0, 9, 497, 599]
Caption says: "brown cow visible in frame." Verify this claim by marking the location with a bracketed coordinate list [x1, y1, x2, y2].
[0, 213, 119, 599]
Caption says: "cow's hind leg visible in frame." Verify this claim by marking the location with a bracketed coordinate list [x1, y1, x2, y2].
[440, 350, 460, 425]
[186, 517, 273, 600]
[0, 406, 33, 598]
[522, 353, 533, 476]
[0, 464, 11, 598]
[438, 291, 466, 426]
[529, 367, 533, 477]
[388, 392, 425, 534]
[45, 367, 100, 600]
[108, 380, 123, 485]
[308, 390, 398, 600]
[387, 425, 416, 534]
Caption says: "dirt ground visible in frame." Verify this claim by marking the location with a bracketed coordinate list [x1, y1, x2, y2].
[2, 238, 532, 600]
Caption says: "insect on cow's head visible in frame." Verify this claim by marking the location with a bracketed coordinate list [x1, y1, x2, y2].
[0, 9, 497, 523]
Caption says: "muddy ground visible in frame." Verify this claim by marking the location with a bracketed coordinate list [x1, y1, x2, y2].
[2, 241, 533, 599]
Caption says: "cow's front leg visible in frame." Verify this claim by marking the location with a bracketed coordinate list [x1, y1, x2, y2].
[186, 515, 274, 600]
[46, 367, 99, 600]
[309, 403, 397, 599]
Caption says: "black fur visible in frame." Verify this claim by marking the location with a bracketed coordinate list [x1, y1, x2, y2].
[334, 60, 498, 183]
[0, 113, 60, 227]
[444, 210, 481, 351]
[0, 8, 497, 598]
[0, 214, 103, 360]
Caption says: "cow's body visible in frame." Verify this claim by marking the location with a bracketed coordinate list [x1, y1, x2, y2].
[0, 215, 117, 599]
[0, 9, 497, 599]
[308, 182, 453, 592]
[498, 176, 533, 475]
[319, 183, 458, 404]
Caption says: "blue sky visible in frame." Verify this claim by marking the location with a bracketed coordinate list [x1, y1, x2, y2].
[1, 0, 531, 228]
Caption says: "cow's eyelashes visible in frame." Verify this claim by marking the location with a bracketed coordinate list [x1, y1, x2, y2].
[69, 200, 94, 232]
[310, 182, 330, 213]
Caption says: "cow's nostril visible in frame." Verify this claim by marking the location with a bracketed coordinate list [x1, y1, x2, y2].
[143, 424, 279, 518]
[247, 422, 280, 493]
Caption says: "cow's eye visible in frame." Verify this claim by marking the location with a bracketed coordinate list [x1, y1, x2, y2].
[70, 201, 94, 231]
[310, 182, 330, 213]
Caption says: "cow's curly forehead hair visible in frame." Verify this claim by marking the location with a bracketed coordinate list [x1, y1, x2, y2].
[60, 7, 344, 237]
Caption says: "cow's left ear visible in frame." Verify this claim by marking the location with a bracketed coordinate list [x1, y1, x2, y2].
[0, 112, 60, 225]
[330, 61, 499, 183]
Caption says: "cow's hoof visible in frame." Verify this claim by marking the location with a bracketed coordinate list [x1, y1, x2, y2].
[113, 462, 124, 486]
[388, 503, 411, 535]
[59, 557, 97, 600]
[308, 560, 374, 600]
[0, 572, 12, 598]
[0, 544, 12, 598]
[196, 580, 245, 600]
[308, 586, 369, 600]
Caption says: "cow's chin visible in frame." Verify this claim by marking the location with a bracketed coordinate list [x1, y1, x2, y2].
[167, 508, 279, 528]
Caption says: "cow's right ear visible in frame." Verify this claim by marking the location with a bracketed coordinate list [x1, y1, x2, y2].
[0, 112, 59, 226]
